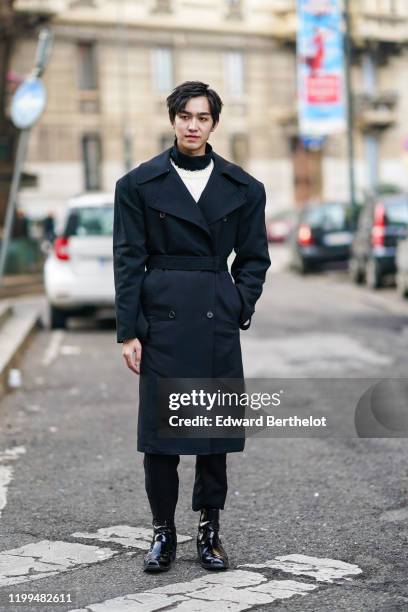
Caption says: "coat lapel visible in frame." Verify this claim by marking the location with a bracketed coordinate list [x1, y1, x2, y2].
[198, 153, 247, 226]
[135, 146, 249, 239]
[149, 163, 213, 238]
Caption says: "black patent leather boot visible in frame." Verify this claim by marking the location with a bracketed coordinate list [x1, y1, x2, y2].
[143, 519, 177, 572]
[197, 508, 229, 570]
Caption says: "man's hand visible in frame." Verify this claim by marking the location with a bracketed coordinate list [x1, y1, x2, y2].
[122, 338, 142, 374]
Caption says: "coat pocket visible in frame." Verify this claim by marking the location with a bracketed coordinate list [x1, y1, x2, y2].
[231, 282, 243, 321]
[141, 270, 158, 305]
[220, 274, 242, 324]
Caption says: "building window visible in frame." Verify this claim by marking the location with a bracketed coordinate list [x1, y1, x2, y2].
[71, 0, 97, 7]
[225, 0, 242, 19]
[77, 42, 98, 90]
[151, 0, 172, 13]
[151, 47, 173, 93]
[389, 0, 402, 14]
[82, 133, 102, 191]
[224, 51, 244, 98]
[230, 133, 248, 166]
[378, 0, 397, 13]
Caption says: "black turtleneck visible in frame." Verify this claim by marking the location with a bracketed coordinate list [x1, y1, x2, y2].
[170, 137, 213, 171]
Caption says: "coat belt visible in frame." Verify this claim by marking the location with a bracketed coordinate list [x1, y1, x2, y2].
[146, 255, 228, 271]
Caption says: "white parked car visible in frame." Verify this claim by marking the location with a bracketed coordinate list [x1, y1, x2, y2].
[44, 192, 115, 329]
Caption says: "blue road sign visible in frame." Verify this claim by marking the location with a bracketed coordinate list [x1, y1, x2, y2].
[11, 77, 47, 129]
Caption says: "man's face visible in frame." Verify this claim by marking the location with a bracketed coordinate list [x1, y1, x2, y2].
[172, 96, 217, 156]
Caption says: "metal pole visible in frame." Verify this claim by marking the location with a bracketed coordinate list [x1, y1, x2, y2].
[0, 129, 30, 283]
[0, 27, 53, 286]
[34, 28, 53, 77]
[362, 51, 379, 192]
[344, 0, 357, 223]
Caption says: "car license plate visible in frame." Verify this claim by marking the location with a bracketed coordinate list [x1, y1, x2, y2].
[323, 232, 352, 246]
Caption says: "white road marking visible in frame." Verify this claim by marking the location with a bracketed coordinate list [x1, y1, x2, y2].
[0, 521, 363, 610]
[0, 466, 12, 518]
[148, 569, 265, 592]
[242, 333, 391, 376]
[186, 580, 316, 605]
[0, 446, 26, 462]
[69, 570, 317, 611]
[0, 540, 117, 587]
[153, 601, 247, 611]
[0, 446, 26, 518]
[42, 330, 64, 366]
[380, 507, 408, 522]
[60, 345, 82, 355]
[240, 553, 363, 583]
[71, 525, 192, 549]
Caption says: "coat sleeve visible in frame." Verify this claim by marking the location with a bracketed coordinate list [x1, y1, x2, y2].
[230, 181, 271, 331]
[113, 173, 149, 343]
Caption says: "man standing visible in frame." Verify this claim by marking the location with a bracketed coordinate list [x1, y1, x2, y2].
[113, 81, 270, 573]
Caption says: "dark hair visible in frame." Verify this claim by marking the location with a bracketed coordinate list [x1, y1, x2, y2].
[166, 81, 223, 126]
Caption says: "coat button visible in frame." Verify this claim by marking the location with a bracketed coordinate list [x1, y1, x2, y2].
[222, 216, 228, 222]
[206, 311, 214, 319]
[168, 310, 176, 319]
[159, 212, 166, 218]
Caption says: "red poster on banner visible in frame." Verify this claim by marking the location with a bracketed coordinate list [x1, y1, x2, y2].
[307, 75, 340, 103]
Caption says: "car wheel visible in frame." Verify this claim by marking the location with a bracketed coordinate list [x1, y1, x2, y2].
[366, 259, 382, 289]
[396, 273, 408, 299]
[50, 305, 68, 330]
[349, 258, 364, 285]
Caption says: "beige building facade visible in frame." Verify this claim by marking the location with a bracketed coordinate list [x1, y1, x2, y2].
[8, 0, 408, 221]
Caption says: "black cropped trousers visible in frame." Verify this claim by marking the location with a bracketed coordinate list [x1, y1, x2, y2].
[143, 452, 227, 523]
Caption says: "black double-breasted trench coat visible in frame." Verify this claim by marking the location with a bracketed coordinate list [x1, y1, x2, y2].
[113, 145, 271, 455]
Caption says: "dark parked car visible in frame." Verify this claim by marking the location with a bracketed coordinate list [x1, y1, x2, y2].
[349, 192, 408, 289]
[289, 201, 355, 274]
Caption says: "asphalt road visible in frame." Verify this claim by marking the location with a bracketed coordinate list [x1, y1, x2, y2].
[1, 250, 408, 612]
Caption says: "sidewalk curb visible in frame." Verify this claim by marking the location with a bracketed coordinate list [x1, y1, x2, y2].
[0, 273, 44, 299]
[0, 300, 43, 400]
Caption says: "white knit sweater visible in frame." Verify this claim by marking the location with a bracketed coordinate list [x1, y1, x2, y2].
[170, 158, 214, 203]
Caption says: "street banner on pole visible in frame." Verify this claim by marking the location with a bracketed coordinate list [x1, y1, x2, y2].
[296, 0, 346, 136]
